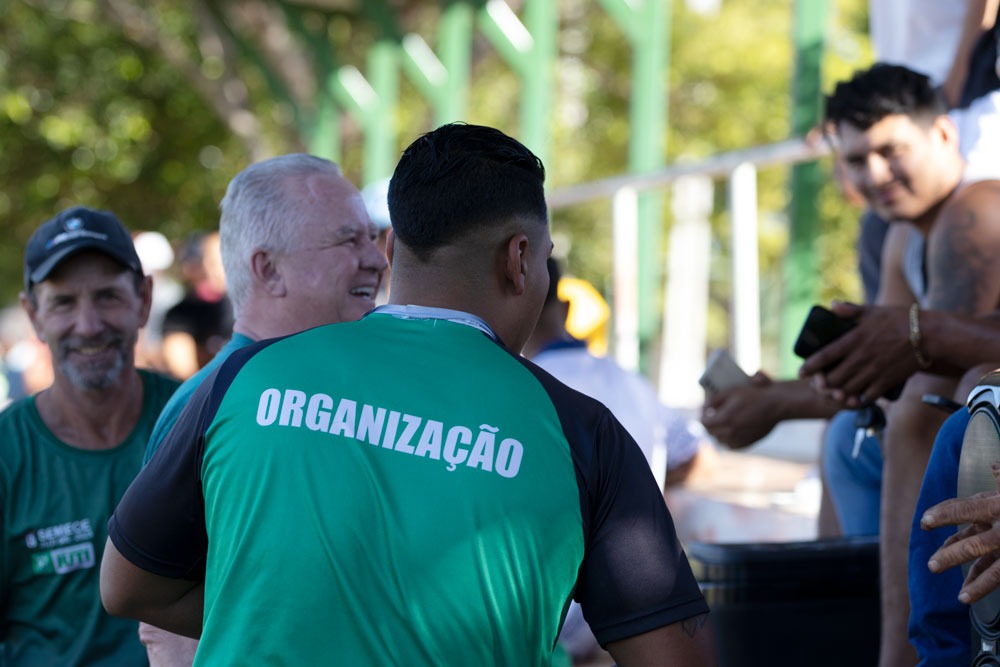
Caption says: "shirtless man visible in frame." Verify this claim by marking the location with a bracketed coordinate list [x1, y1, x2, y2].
[809, 63, 1000, 666]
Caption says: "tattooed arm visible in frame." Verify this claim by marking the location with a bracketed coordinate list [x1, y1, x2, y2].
[879, 181, 1000, 667]
[606, 615, 716, 667]
[800, 198, 1000, 401]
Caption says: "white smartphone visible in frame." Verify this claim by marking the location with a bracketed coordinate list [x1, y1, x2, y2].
[698, 349, 752, 394]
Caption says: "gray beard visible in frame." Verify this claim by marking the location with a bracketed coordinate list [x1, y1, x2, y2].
[58, 347, 127, 390]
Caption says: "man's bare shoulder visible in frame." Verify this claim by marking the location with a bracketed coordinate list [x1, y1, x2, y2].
[934, 180, 1000, 241]
[926, 179, 1000, 313]
[944, 179, 1000, 216]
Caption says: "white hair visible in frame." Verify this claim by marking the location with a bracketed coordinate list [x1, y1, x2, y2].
[218, 154, 343, 317]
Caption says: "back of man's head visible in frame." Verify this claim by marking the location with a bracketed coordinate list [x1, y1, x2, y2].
[387, 123, 548, 261]
[219, 154, 343, 316]
[825, 63, 946, 132]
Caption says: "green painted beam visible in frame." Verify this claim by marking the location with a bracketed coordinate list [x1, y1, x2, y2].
[281, 5, 341, 159]
[399, 1, 473, 126]
[326, 2, 401, 185]
[782, 0, 829, 376]
[477, 0, 555, 166]
[519, 0, 556, 166]
[478, 2, 532, 74]
[363, 40, 399, 184]
[597, 0, 671, 368]
[630, 0, 669, 351]
[597, 0, 640, 42]
[436, 1, 473, 124]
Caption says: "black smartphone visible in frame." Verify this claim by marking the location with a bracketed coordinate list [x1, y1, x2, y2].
[793, 305, 858, 359]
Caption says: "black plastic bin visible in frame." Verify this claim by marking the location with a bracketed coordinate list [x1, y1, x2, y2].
[687, 536, 880, 666]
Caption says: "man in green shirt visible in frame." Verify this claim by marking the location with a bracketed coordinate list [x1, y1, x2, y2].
[0, 206, 180, 665]
[102, 124, 714, 666]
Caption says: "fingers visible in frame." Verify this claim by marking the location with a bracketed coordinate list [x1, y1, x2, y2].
[702, 393, 723, 411]
[699, 392, 757, 449]
[922, 492, 1000, 531]
[799, 341, 842, 378]
[939, 522, 987, 550]
[795, 302, 861, 378]
[798, 304, 910, 402]
[799, 331, 870, 396]
[857, 374, 901, 406]
[699, 415, 736, 447]
[817, 332, 878, 397]
[928, 521, 1000, 573]
[966, 548, 1000, 583]
[961, 551, 1000, 603]
[829, 301, 864, 318]
[809, 373, 836, 398]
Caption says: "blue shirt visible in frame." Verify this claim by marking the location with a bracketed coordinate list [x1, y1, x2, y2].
[143, 333, 254, 465]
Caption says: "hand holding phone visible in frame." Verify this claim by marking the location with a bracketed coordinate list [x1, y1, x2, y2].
[794, 304, 903, 401]
[793, 305, 858, 360]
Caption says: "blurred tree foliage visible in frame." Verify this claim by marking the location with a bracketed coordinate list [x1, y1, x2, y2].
[1, 0, 872, 368]
[0, 0, 245, 305]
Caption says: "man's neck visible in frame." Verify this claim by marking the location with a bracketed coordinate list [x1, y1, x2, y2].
[35, 370, 146, 451]
[912, 177, 964, 237]
[521, 317, 568, 358]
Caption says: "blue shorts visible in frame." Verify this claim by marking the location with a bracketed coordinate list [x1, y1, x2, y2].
[822, 409, 882, 536]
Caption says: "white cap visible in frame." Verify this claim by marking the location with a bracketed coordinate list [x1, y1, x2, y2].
[361, 178, 392, 231]
[133, 231, 175, 273]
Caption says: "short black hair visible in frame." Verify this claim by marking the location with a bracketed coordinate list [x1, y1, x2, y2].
[825, 63, 946, 131]
[388, 123, 548, 259]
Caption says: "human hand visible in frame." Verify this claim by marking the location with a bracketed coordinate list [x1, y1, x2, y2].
[799, 302, 916, 405]
[701, 371, 777, 449]
[922, 463, 1000, 603]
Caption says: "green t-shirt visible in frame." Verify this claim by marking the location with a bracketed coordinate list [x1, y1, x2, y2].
[110, 308, 707, 666]
[0, 370, 180, 666]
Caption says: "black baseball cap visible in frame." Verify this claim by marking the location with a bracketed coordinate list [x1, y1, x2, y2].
[24, 206, 143, 291]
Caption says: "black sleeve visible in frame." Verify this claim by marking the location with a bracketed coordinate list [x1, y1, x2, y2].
[518, 356, 709, 645]
[107, 367, 222, 580]
[108, 335, 295, 579]
[574, 408, 709, 645]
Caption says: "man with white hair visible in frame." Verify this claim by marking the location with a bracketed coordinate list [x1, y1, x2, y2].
[136, 153, 387, 665]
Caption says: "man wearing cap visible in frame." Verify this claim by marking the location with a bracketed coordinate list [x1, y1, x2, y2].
[0, 206, 180, 665]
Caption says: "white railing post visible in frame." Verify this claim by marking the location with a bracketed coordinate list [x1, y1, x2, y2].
[546, 138, 828, 394]
[729, 162, 762, 373]
[659, 175, 713, 408]
[612, 186, 640, 371]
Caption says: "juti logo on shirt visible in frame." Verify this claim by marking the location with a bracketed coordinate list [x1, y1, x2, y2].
[31, 543, 95, 575]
